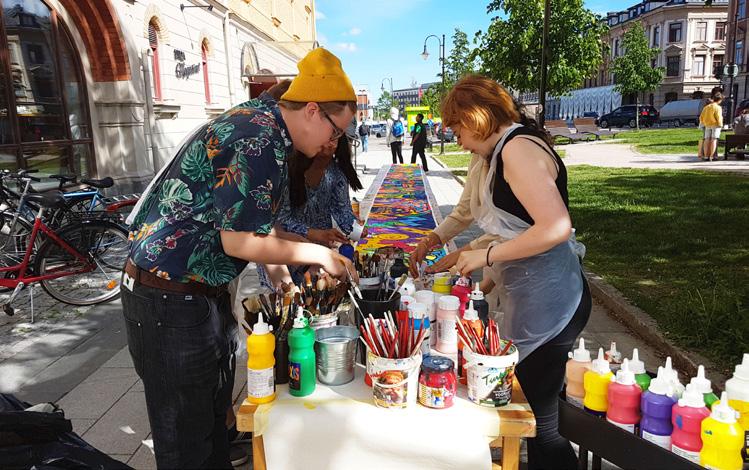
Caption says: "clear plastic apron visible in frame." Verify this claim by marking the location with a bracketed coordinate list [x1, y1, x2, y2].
[477, 124, 585, 362]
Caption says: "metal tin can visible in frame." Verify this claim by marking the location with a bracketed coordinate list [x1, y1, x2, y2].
[418, 356, 456, 409]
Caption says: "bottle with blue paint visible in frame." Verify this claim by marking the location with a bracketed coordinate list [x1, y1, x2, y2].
[640, 367, 678, 449]
[410, 302, 430, 356]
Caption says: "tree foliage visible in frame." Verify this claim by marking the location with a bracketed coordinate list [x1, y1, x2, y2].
[374, 90, 395, 120]
[421, 85, 442, 117]
[444, 28, 478, 86]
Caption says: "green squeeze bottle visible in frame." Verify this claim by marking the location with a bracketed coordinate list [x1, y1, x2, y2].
[288, 307, 316, 397]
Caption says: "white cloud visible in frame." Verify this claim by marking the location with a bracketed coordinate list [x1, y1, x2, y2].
[334, 42, 358, 53]
[349, 27, 362, 36]
[315, 10, 326, 20]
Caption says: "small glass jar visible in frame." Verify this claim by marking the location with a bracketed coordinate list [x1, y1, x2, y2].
[418, 356, 457, 409]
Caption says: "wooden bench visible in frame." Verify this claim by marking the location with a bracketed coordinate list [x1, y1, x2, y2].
[545, 120, 594, 144]
[573, 118, 619, 140]
[723, 133, 749, 160]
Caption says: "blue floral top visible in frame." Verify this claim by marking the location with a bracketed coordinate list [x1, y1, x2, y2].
[128, 93, 293, 286]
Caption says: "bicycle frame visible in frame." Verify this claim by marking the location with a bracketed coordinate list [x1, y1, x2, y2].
[0, 208, 94, 289]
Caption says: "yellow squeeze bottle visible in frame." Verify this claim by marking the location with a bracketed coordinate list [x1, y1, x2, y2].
[583, 348, 613, 417]
[700, 392, 744, 470]
[246, 312, 276, 404]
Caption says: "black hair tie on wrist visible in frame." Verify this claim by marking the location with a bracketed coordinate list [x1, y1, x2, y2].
[486, 245, 495, 267]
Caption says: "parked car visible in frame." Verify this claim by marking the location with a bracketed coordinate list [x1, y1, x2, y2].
[658, 99, 705, 127]
[582, 111, 600, 119]
[370, 123, 386, 137]
[735, 99, 749, 118]
[597, 105, 659, 128]
[436, 126, 454, 142]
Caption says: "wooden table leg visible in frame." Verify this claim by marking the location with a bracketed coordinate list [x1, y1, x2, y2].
[253, 434, 267, 470]
[501, 437, 521, 470]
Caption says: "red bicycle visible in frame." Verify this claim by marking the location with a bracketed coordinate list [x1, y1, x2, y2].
[0, 189, 129, 316]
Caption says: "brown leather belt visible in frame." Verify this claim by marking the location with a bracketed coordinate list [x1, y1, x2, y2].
[123, 259, 227, 297]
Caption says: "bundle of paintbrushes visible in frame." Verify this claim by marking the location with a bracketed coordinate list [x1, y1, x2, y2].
[359, 311, 426, 359]
[457, 318, 514, 356]
[300, 271, 350, 316]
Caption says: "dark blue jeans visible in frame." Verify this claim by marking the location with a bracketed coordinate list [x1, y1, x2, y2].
[121, 281, 237, 469]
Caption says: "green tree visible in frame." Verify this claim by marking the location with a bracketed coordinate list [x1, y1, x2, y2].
[444, 28, 478, 86]
[475, 0, 608, 96]
[375, 90, 395, 120]
[421, 85, 442, 117]
[611, 21, 664, 129]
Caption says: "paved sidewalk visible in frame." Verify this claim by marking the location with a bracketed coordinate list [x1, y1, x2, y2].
[8, 138, 672, 469]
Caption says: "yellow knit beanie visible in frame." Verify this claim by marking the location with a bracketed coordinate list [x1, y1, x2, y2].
[281, 48, 356, 102]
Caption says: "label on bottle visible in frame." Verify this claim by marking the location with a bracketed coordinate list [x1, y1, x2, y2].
[671, 444, 700, 464]
[418, 383, 451, 409]
[567, 395, 584, 409]
[289, 362, 301, 391]
[421, 330, 431, 355]
[247, 367, 275, 399]
[438, 319, 457, 344]
[641, 430, 671, 449]
[606, 417, 635, 433]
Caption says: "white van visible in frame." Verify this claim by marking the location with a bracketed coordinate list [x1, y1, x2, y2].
[658, 99, 705, 126]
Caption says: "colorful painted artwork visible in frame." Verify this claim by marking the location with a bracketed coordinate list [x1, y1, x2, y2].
[357, 165, 446, 264]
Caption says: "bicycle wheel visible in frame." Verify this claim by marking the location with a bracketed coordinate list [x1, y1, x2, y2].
[34, 220, 129, 305]
[50, 195, 105, 228]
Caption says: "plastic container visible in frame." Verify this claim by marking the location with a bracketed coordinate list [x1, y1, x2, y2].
[338, 243, 355, 260]
[726, 354, 749, 463]
[465, 342, 519, 407]
[629, 348, 651, 392]
[450, 281, 471, 317]
[435, 295, 460, 354]
[606, 359, 642, 433]
[288, 308, 316, 397]
[605, 341, 623, 372]
[246, 312, 276, 404]
[314, 325, 359, 386]
[368, 350, 422, 409]
[418, 356, 457, 409]
[690, 365, 719, 409]
[432, 273, 452, 295]
[671, 383, 711, 464]
[470, 284, 490, 326]
[640, 367, 677, 449]
[583, 348, 613, 417]
[399, 278, 416, 298]
[566, 338, 592, 409]
[309, 313, 338, 331]
[458, 301, 484, 384]
[663, 357, 685, 399]
[701, 391, 744, 470]
[410, 302, 430, 356]
[413, 290, 435, 323]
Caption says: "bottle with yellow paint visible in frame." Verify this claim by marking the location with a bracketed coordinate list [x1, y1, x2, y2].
[583, 348, 613, 418]
[700, 392, 744, 470]
[246, 312, 276, 404]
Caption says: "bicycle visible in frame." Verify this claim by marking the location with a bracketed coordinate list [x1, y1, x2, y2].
[0, 186, 129, 316]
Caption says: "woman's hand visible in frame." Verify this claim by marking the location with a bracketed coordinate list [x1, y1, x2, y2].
[455, 249, 489, 277]
[308, 228, 349, 247]
[409, 232, 441, 277]
[425, 250, 461, 274]
[319, 249, 357, 281]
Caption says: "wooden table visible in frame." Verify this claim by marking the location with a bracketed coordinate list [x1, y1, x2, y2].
[237, 374, 535, 470]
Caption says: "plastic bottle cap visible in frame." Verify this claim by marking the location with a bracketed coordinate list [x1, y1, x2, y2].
[647, 371, 675, 397]
[570, 337, 591, 363]
[409, 302, 428, 319]
[614, 359, 636, 385]
[605, 342, 621, 362]
[628, 348, 646, 374]
[664, 356, 683, 387]
[470, 283, 485, 301]
[438, 295, 461, 311]
[293, 307, 307, 329]
[463, 300, 479, 321]
[253, 311, 271, 335]
[733, 353, 749, 381]
[711, 392, 739, 424]
[679, 383, 708, 408]
[689, 365, 713, 394]
[591, 348, 611, 375]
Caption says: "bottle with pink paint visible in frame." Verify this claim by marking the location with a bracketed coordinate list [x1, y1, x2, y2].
[671, 383, 711, 464]
[606, 359, 642, 434]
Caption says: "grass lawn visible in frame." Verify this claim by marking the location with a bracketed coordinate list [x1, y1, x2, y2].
[435, 153, 472, 168]
[568, 166, 749, 371]
[615, 127, 734, 155]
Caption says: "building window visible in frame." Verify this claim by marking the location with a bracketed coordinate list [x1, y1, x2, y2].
[0, 0, 94, 176]
[665, 92, 678, 103]
[695, 22, 707, 42]
[693, 56, 705, 76]
[614, 39, 619, 57]
[148, 21, 162, 101]
[653, 26, 660, 47]
[740, 0, 746, 20]
[202, 40, 210, 104]
[715, 22, 726, 41]
[713, 54, 724, 76]
[737, 41, 745, 67]
[669, 23, 682, 43]
[667, 56, 680, 76]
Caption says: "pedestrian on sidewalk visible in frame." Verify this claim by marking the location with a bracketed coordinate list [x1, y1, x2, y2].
[413, 75, 591, 470]
[699, 92, 723, 162]
[387, 107, 404, 164]
[410, 113, 429, 172]
[122, 48, 357, 469]
[358, 120, 370, 152]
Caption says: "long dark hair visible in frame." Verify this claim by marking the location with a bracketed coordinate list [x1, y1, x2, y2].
[511, 97, 554, 147]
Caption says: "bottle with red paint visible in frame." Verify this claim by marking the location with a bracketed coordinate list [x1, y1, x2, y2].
[606, 359, 642, 433]
[450, 278, 472, 317]
[671, 383, 711, 464]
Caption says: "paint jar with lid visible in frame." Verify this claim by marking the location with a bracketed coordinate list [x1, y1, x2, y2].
[418, 356, 457, 409]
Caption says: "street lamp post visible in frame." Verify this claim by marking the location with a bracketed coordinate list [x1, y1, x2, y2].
[538, 0, 551, 129]
[421, 34, 446, 155]
[728, 5, 741, 120]
[381, 77, 393, 121]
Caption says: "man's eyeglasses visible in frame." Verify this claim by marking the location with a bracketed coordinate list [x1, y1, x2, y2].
[319, 107, 345, 142]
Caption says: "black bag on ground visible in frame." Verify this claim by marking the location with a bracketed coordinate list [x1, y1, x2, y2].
[0, 393, 132, 470]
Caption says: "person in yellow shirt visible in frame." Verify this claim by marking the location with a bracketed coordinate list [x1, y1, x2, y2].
[699, 93, 724, 161]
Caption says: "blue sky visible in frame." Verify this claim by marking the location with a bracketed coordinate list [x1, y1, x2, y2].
[315, 0, 623, 102]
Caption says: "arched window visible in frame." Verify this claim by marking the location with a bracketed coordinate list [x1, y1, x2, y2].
[148, 20, 162, 101]
[202, 40, 210, 104]
[0, 0, 94, 178]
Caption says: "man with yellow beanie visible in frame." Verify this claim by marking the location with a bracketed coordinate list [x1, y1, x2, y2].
[123, 48, 357, 469]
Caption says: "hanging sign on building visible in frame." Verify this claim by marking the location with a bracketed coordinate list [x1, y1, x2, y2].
[173, 49, 200, 79]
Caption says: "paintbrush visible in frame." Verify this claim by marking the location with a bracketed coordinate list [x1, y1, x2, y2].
[387, 274, 408, 301]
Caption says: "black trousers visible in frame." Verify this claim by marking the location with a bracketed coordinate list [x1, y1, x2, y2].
[390, 141, 404, 164]
[514, 275, 592, 470]
[122, 281, 238, 469]
[410, 144, 428, 171]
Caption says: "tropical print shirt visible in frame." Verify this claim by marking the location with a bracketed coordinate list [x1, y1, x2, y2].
[128, 93, 293, 286]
